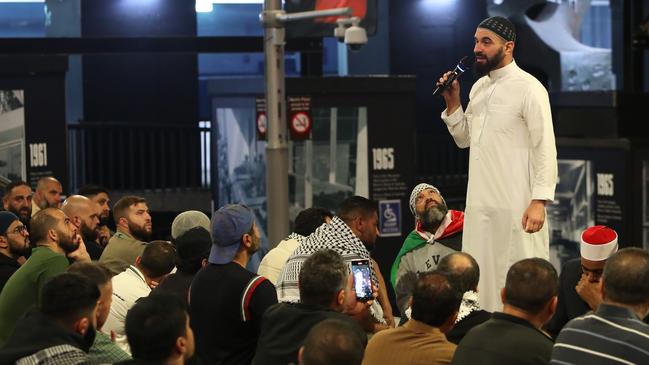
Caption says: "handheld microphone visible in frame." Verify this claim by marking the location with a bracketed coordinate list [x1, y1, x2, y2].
[433, 56, 469, 96]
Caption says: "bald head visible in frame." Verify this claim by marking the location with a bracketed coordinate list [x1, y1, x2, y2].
[62, 195, 100, 241]
[34, 177, 63, 209]
[438, 252, 480, 293]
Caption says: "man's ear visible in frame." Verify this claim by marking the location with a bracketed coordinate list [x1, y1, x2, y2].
[336, 288, 345, 307]
[0, 235, 8, 249]
[47, 228, 58, 243]
[201, 258, 208, 268]
[500, 287, 506, 305]
[74, 317, 90, 336]
[135, 256, 142, 266]
[241, 233, 252, 249]
[175, 336, 187, 355]
[298, 346, 305, 364]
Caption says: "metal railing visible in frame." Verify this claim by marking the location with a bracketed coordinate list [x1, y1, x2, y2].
[68, 122, 211, 192]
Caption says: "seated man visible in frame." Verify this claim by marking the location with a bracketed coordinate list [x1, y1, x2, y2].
[298, 318, 366, 365]
[190, 204, 277, 365]
[437, 252, 491, 344]
[258, 207, 332, 285]
[102, 240, 176, 353]
[117, 294, 195, 365]
[551, 248, 649, 364]
[391, 183, 463, 317]
[252, 249, 368, 365]
[68, 262, 131, 364]
[0, 272, 99, 364]
[452, 258, 558, 365]
[363, 270, 460, 365]
[545, 225, 618, 338]
[154, 227, 212, 305]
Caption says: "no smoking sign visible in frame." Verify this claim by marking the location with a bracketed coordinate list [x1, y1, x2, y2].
[288, 96, 312, 140]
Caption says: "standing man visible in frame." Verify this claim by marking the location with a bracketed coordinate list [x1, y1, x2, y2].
[437, 16, 557, 311]
[2, 180, 32, 227]
[0, 211, 30, 291]
[99, 196, 152, 275]
[31, 176, 63, 216]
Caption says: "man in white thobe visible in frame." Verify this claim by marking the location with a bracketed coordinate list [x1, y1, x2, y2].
[437, 16, 558, 311]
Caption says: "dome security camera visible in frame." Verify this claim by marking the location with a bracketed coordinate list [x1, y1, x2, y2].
[344, 23, 367, 51]
[334, 17, 367, 50]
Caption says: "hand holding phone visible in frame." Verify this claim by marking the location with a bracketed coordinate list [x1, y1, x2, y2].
[351, 259, 373, 302]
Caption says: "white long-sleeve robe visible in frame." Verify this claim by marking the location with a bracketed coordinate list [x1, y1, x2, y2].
[441, 60, 558, 312]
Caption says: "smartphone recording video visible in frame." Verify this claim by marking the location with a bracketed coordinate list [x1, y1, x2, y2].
[351, 259, 373, 301]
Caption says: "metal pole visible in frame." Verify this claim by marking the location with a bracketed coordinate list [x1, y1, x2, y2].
[263, 0, 290, 248]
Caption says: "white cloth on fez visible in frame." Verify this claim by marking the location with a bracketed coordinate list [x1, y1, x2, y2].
[580, 225, 618, 261]
[441, 60, 557, 312]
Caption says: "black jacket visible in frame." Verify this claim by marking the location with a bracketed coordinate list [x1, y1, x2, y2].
[0, 310, 94, 364]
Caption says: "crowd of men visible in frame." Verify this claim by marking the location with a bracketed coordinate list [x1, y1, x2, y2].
[0, 176, 648, 365]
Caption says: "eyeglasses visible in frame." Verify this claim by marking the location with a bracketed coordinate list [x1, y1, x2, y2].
[9, 225, 27, 235]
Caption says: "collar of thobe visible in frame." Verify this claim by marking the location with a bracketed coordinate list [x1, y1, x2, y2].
[488, 59, 517, 81]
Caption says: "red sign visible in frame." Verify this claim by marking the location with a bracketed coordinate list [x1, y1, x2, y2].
[255, 97, 267, 140]
[287, 96, 312, 140]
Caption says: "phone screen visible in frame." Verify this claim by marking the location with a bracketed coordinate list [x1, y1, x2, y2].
[351, 259, 372, 301]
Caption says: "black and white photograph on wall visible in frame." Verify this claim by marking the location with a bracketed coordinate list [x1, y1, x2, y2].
[547, 159, 595, 272]
[0, 90, 26, 187]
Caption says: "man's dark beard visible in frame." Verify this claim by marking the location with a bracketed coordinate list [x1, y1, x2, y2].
[128, 221, 152, 241]
[473, 47, 505, 77]
[9, 240, 31, 257]
[420, 204, 449, 233]
[81, 223, 99, 242]
[10, 207, 31, 225]
[57, 229, 79, 254]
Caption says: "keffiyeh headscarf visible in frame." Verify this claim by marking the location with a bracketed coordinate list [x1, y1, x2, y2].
[409, 183, 445, 219]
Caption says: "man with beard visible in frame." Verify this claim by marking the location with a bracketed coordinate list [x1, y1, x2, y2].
[437, 16, 557, 311]
[391, 183, 464, 318]
[2, 180, 33, 227]
[99, 196, 152, 275]
[0, 208, 91, 346]
[31, 176, 63, 216]
[62, 195, 104, 260]
[0, 211, 30, 292]
[190, 204, 278, 365]
[79, 184, 113, 248]
[0, 273, 100, 364]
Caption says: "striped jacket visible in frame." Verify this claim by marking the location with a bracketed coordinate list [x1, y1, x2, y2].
[551, 303, 649, 364]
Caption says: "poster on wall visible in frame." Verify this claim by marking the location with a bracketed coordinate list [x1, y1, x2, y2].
[0, 90, 26, 187]
[547, 142, 628, 272]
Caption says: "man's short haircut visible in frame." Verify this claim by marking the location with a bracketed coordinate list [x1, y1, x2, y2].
[299, 249, 348, 306]
[67, 261, 113, 287]
[172, 227, 211, 274]
[126, 294, 187, 361]
[337, 196, 378, 224]
[294, 208, 333, 237]
[301, 318, 364, 365]
[603, 247, 649, 305]
[2, 180, 30, 200]
[113, 195, 146, 225]
[437, 252, 480, 293]
[78, 184, 109, 198]
[40, 272, 100, 325]
[140, 240, 176, 278]
[411, 270, 462, 327]
[504, 258, 558, 314]
[29, 208, 62, 246]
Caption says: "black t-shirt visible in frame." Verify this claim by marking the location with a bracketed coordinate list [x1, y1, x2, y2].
[252, 303, 367, 365]
[189, 262, 277, 365]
